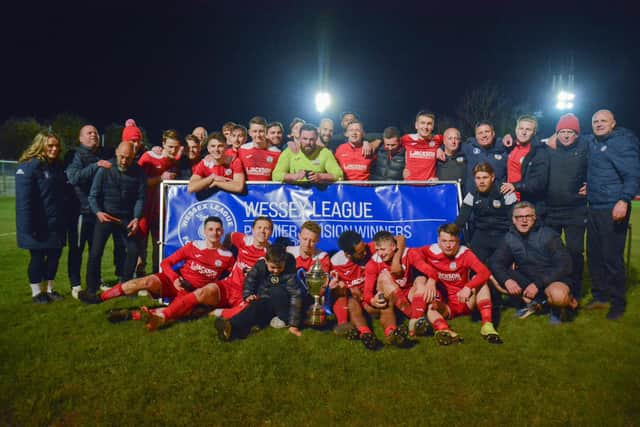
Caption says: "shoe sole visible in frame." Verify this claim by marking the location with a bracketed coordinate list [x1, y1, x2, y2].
[215, 317, 232, 341]
[435, 331, 462, 346]
[482, 333, 503, 344]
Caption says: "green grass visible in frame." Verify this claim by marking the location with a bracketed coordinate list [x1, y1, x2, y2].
[1, 197, 639, 426]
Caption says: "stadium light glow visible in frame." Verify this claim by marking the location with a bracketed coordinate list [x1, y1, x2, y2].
[556, 91, 575, 110]
[315, 92, 331, 113]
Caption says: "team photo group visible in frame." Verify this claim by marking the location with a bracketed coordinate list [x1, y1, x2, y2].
[14, 108, 640, 350]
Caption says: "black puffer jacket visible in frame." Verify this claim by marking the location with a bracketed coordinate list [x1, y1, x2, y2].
[88, 159, 145, 220]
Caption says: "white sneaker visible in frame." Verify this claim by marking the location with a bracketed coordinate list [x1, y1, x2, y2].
[270, 316, 287, 329]
[71, 286, 81, 300]
[137, 290, 149, 297]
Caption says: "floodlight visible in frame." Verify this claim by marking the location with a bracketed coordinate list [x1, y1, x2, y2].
[315, 92, 331, 113]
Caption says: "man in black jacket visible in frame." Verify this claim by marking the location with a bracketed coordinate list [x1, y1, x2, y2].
[78, 142, 145, 302]
[544, 114, 587, 300]
[215, 245, 303, 340]
[369, 127, 405, 181]
[489, 201, 578, 323]
[65, 125, 116, 297]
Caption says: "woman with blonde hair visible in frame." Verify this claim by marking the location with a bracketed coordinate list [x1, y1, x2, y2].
[15, 129, 67, 303]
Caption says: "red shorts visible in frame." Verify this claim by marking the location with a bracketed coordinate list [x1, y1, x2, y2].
[435, 286, 471, 319]
[216, 278, 244, 308]
[154, 272, 187, 300]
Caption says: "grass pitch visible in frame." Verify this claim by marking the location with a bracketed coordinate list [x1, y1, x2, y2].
[0, 197, 639, 426]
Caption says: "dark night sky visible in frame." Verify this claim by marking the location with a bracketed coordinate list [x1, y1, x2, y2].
[3, 0, 639, 140]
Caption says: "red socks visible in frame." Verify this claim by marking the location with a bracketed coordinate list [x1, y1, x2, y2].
[100, 284, 124, 301]
[162, 292, 198, 321]
[358, 326, 372, 336]
[333, 297, 349, 324]
[392, 288, 411, 317]
[410, 294, 427, 319]
[477, 299, 493, 324]
[384, 325, 397, 336]
[432, 318, 449, 331]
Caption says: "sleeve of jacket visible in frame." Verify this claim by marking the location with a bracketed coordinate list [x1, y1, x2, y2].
[15, 161, 35, 236]
[610, 131, 640, 203]
[538, 230, 573, 288]
[516, 147, 549, 195]
[488, 239, 515, 286]
[284, 256, 303, 328]
[454, 193, 474, 228]
[88, 167, 105, 214]
[66, 151, 98, 186]
[243, 261, 264, 299]
[133, 170, 146, 218]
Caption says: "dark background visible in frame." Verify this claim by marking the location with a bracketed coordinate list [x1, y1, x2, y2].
[2, 0, 639, 141]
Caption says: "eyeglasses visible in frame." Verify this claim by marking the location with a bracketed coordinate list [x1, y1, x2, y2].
[514, 215, 535, 221]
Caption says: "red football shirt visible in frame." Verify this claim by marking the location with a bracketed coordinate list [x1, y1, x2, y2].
[334, 142, 375, 181]
[507, 143, 531, 201]
[227, 232, 268, 291]
[238, 142, 281, 181]
[286, 246, 331, 272]
[420, 243, 491, 298]
[401, 133, 443, 180]
[160, 241, 235, 288]
[329, 241, 375, 289]
[192, 157, 243, 179]
[363, 248, 436, 303]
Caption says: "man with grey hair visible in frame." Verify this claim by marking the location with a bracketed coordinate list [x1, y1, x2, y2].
[584, 109, 640, 319]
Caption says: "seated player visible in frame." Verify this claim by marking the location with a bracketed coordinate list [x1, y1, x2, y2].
[364, 231, 437, 338]
[330, 231, 406, 350]
[104, 217, 234, 325]
[207, 216, 274, 319]
[143, 216, 272, 330]
[188, 132, 245, 194]
[215, 245, 302, 341]
[285, 221, 338, 330]
[421, 223, 501, 345]
[489, 201, 578, 324]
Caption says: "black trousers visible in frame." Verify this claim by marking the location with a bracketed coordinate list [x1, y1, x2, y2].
[587, 208, 630, 309]
[67, 213, 126, 288]
[86, 220, 139, 294]
[548, 223, 586, 299]
[28, 248, 62, 283]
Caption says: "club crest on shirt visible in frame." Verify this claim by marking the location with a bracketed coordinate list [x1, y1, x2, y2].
[449, 262, 456, 270]
[270, 275, 280, 285]
[473, 148, 481, 154]
[177, 200, 238, 245]
[600, 145, 607, 152]
[267, 156, 273, 163]
[494, 154, 503, 160]
[493, 200, 502, 208]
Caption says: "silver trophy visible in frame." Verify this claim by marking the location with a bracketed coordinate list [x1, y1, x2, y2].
[298, 259, 329, 327]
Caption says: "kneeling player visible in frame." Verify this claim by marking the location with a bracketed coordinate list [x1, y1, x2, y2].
[365, 231, 437, 339]
[421, 224, 502, 344]
[215, 245, 302, 340]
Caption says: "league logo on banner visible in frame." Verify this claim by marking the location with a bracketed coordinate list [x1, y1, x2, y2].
[163, 183, 460, 258]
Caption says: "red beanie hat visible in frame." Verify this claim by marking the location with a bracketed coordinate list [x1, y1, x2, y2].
[556, 114, 580, 134]
[122, 118, 143, 142]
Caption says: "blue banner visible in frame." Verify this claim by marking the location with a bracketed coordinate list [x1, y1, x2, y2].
[163, 183, 459, 258]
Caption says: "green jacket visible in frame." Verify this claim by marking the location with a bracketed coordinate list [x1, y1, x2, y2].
[272, 146, 344, 182]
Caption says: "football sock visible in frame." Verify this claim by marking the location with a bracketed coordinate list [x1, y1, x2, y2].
[433, 318, 449, 331]
[384, 325, 397, 336]
[100, 284, 124, 301]
[162, 293, 198, 321]
[392, 288, 411, 317]
[333, 297, 349, 324]
[477, 299, 493, 324]
[30, 283, 42, 297]
[46, 280, 54, 293]
[410, 294, 427, 319]
[131, 310, 142, 321]
[358, 326, 372, 335]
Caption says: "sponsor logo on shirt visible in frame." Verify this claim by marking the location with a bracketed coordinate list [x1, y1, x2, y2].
[438, 272, 462, 282]
[408, 150, 436, 159]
